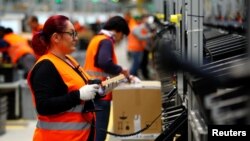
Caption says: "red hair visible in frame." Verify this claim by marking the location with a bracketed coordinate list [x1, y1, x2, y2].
[31, 15, 69, 56]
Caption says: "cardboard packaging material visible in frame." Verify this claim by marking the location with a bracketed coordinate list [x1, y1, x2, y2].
[112, 81, 162, 139]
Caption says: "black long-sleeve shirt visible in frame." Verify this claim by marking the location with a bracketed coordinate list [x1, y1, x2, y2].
[0, 39, 9, 48]
[29, 60, 81, 115]
[95, 39, 122, 75]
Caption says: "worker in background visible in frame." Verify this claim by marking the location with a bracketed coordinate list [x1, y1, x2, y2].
[124, 11, 137, 60]
[27, 15, 43, 36]
[0, 38, 9, 53]
[127, 14, 153, 77]
[90, 18, 104, 35]
[73, 20, 94, 50]
[138, 15, 157, 80]
[84, 15, 139, 141]
[28, 14, 114, 141]
[0, 27, 36, 78]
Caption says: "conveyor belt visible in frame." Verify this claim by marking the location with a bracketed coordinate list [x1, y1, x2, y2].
[190, 47, 249, 125]
[202, 53, 246, 69]
[203, 28, 228, 41]
[205, 35, 246, 61]
[191, 56, 247, 96]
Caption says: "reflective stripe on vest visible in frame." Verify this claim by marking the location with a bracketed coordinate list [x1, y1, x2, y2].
[37, 121, 91, 130]
[66, 104, 83, 113]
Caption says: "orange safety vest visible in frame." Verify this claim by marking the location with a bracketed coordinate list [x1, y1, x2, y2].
[83, 34, 118, 101]
[28, 53, 95, 141]
[3, 33, 35, 64]
[127, 23, 146, 52]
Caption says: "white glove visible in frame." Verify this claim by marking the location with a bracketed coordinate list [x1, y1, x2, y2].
[79, 84, 100, 101]
[129, 75, 141, 84]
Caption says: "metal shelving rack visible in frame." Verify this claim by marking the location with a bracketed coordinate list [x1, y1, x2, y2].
[157, 0, 249, 141]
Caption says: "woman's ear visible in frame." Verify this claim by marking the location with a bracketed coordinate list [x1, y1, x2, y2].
[51, 33, 61, 43]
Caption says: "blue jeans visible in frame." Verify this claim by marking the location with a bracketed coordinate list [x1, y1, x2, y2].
[129, 51, 143, 76]
[94, 100, 111, 141]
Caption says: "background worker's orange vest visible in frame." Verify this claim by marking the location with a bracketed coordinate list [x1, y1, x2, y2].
[84, 34, 118, 101]
[28, 53, 94, 141]
[127, 23, 146, 52]
[3, 33, 35, 64]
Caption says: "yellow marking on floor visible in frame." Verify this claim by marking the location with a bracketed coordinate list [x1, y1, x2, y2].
[6, 125, 27, 130]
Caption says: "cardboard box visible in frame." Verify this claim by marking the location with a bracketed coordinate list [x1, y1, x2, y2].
[112, 81, 162, 139]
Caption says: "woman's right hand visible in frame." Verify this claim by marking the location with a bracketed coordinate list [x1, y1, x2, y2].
[79, 84, 100, 101]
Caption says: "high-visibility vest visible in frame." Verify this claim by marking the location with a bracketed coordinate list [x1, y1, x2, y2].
[3, 33, 35, 64]
[28, 53, 94, 141]
[84, 34, 118, 101]
[127, 22, 146, 52]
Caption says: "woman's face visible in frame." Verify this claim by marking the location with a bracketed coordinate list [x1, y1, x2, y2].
[58, 20, 78, 54]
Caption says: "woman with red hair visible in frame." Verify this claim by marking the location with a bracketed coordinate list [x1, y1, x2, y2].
[28, 15, 100, 141]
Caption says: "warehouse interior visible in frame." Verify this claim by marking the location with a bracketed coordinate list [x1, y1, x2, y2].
[1, 0, 250, 141]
